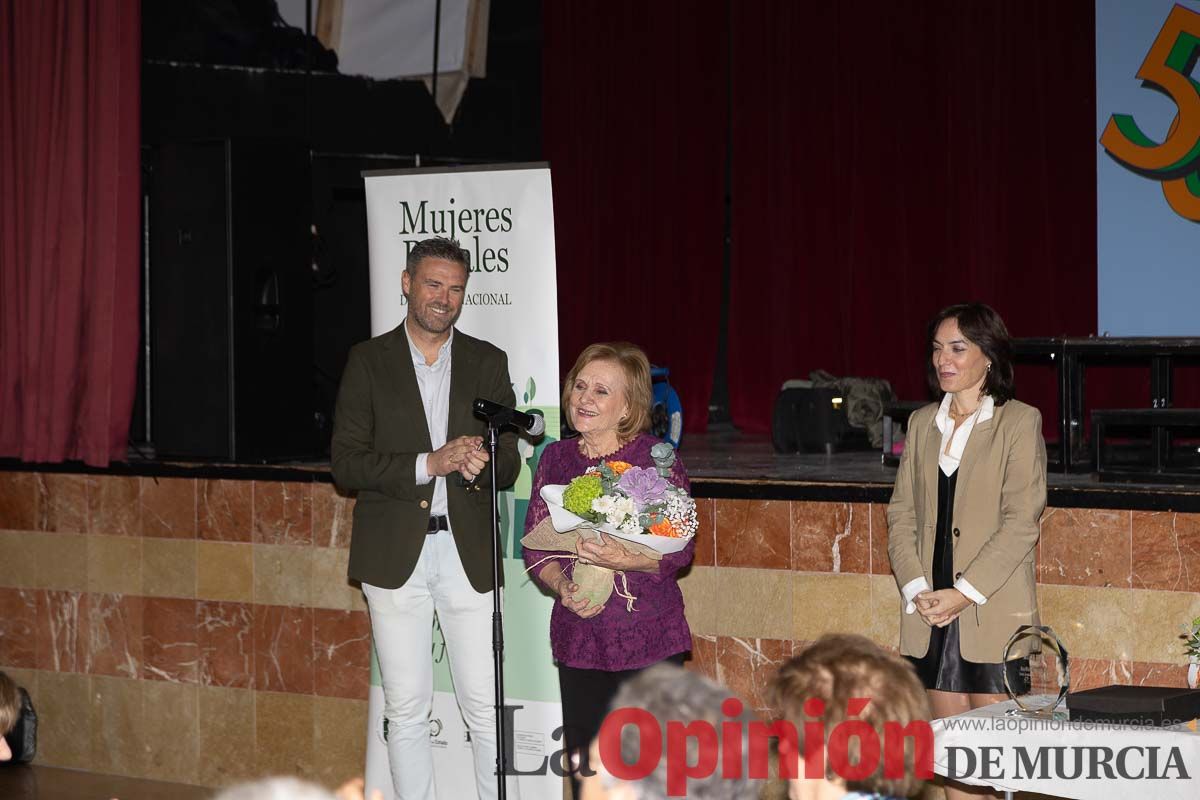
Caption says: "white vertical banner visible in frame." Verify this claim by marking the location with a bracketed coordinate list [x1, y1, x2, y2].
[361, 164, 565, 800]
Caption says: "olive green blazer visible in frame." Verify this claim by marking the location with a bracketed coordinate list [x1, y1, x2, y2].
[331, 324, 520, 593]
[887, 399, 1047, 663]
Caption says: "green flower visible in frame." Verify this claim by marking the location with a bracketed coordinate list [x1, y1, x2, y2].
[563, 475, 603, 516]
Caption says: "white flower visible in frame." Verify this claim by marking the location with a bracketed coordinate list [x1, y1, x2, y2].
[592, 495, 616, 514]
[613, 497, 637, 518]
[619, 519, 642, 536]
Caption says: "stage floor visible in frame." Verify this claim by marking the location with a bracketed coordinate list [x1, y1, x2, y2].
[680, 427, 1200, 510]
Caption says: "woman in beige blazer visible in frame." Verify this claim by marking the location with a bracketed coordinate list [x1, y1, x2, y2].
[888, 303, 1047, 800]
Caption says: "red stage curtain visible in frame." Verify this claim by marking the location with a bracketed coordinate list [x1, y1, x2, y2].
[728, 1, 1097, 433]
[542, 1, 726, 434]
[0, 0, 141, 465]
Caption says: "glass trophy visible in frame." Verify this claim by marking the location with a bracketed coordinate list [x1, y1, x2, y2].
[1001, 624, 1070, 719]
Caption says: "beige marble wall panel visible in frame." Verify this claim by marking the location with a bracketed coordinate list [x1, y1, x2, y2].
[313, 696, 369, 788]
[255, 690, 316, 780]
[1128, 588, 1200, 664]
[142, 538, 197, 598]
[254, 544, 313, 607]
[86, 535, 143, 595]
[678, 565, 719, 635]
[1037, 584, 1134, 661]
[197, 685, 257, 787]
[0, 530, 38, 588]
[792, 573, 871, 643]
[142, 680, 199, 783]
[1, 666, 38, 703]
[35, 670, 92, 770]
[312, 547, 365, 611]
[32, 532, 89, 591]
[90, 675, 145, 777]
[867, 573, 901, 650]
[716, 567, 793, 640]
[197, 541, 254, 602]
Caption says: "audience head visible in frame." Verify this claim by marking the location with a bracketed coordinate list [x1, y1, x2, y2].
[925, 302, 1015, 404]
[213, 777, 337, 800]
[0, 671, 19, 762]
[583, 663, 762, 800]
[769, 634, 932, 799]
[562, 342, 653, 441]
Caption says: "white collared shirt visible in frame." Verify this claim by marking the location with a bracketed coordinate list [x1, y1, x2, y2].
[901, 393, 992, 614]
[408, 321, 454, 520]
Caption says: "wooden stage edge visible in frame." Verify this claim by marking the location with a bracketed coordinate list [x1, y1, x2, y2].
[3, 431, 1200, 512]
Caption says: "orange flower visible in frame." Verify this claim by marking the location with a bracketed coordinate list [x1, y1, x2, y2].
[606, 460, 634, 475]
[649, 520, 680, 538]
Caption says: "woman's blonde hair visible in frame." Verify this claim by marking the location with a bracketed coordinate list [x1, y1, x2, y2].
[561, 342, 653, 442]
[769, 634, 931, 797]
[0, 671, 20, 736]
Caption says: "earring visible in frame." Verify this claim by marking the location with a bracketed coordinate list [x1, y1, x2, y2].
[986, 363, 992, 371]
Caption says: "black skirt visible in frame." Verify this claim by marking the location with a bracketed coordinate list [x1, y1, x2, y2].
[905, 469, 1029, 694]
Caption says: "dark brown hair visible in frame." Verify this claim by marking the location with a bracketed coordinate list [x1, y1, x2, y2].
[405, 236, 470, 277]
[769, 634, 931, 797]
[925, 302, 1015, 404]
[561, 342, 653, 441]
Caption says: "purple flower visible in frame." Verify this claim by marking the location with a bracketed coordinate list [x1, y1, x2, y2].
[617, 466, 671, 508]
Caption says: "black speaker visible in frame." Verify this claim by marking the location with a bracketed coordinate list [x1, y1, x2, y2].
[148, 139, 315, 461]
[772, 386, 869, 454]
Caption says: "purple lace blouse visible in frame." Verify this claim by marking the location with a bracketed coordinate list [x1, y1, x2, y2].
[522, 432, 695, 671]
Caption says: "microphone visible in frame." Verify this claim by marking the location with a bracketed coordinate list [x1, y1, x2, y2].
[473, 398, 546, 436]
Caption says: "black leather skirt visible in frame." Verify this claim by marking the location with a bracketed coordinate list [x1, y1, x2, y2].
[905, 469, 1029, 695]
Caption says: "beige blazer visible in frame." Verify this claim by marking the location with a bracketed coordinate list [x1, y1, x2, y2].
[887, 398, 1047, 663]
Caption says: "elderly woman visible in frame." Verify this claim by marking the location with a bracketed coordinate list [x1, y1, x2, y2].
[769, 634, 932, 800]
[887, 303, 1047, 800]
[522, 342, 694, 795]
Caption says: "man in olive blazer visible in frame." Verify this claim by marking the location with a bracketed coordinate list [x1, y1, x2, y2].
[332, 324, 520, 593]
[331, 237, 520, 800]
[887, 398, 1047, 665]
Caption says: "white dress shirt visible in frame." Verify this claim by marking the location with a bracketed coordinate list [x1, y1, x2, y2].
[408, 321, 454, 519]
[901, 393, 993, 614]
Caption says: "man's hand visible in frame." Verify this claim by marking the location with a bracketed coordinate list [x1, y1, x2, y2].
[915, 588, 972, 627]
[457, 443, 490, 482]
[427, 436, 484, 477]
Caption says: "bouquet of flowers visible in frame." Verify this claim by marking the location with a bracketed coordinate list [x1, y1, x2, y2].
[542, 444, 697, 553]
[522, 442, 696, 610]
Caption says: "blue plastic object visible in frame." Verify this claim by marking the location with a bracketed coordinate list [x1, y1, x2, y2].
[650, 366, 683, 448]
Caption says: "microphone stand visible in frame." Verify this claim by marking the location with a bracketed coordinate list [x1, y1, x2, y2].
[482, 418, 509, 800]
[473, 402, 542, 800]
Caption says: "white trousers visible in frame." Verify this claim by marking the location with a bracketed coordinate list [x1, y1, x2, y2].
[363, 530, 518, 800]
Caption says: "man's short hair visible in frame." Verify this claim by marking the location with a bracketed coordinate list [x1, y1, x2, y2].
[769, 634, 931, 798]
[0, 672, 19, 737]
[406, 236, 470, 276]
[603, 663, 762, 800]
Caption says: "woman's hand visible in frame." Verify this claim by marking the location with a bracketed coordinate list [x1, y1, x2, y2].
[915, 588, 972, 627]
[553, 574, 605, 618]
[538, 561, 604, 618]
[576, 533, 658, 573]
